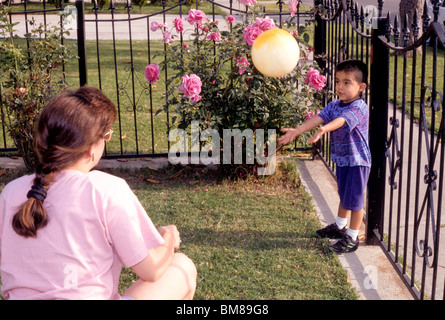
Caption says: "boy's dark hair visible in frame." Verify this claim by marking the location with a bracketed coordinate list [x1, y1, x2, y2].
[335, 59, 368, 85]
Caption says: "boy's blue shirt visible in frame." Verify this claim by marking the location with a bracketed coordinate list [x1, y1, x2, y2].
[318, 98, 371, 168]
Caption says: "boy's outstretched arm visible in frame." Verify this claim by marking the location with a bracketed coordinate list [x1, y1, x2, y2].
[308, 117, 346, 144]
[278, 116, 324, 145]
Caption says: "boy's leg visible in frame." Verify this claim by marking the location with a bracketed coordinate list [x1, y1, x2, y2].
[330, 205, 362, 253]
[339, 204, 362, 240]
[336, 203, 350, 228]
[349, 209, 363, 235]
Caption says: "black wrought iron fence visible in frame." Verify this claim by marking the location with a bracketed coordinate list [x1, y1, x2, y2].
[315, 0, 445, 300]
[0, 0, 313, 158]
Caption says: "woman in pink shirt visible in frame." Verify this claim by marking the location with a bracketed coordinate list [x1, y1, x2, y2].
[0, 86, 197, 300]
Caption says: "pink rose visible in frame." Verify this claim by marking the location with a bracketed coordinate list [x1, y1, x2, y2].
[18, 87, 28, 95]
[186, 9, 207, 26]
[288, 0, 298, 17]
[173, 17, 184, 33]
[242, 18, 275, 46]
[304, 110, 321, 121]
[178, 74, 202, 102]
[239, 0, 257, 6]
[234, 56, 249, 75]
[145, 64, 160, 84]
[162, 31, 173, 44]
[150, 21, 167, 32]
[254, 17, 275, 31]
[206, 32, 221, 41]
[226, 15, 235, 24]
[305, 68, 326, 91]
[242, 24, 263, 46]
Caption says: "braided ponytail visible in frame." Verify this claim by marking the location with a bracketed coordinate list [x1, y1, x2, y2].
[12, 86, 116, 238]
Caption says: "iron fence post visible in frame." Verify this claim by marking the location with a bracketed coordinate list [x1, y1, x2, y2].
[314, 0, 326, 72]
[76, 0, 87, 86]
[366, 16, 389, 245]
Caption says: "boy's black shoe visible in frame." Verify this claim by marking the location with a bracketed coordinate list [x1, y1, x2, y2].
[330, 234, 359, 253]
[315, 223, 347, 239]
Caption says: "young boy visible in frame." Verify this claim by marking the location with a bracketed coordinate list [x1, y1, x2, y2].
[278, 59, 371, 253]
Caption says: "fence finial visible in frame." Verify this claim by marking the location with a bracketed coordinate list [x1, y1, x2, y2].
[403, 14, 410, 46]
[108, 0, 116, 11]
[433, 0, 440, 22]
[422, 0, 430, 32]
[125, 0, 133, 10]
[92, 0, 99, 12]
[393, 14, 400, 46]
[412, 9, 420, 40]
[377, 0, 384, 17]
[385, 12, 392, 42]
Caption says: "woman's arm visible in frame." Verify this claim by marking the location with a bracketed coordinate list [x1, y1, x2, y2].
[130, 225, 181, 282]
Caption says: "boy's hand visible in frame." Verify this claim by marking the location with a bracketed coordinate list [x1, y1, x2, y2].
[308, 128, 324, 144]
[278, 128, 299, 145]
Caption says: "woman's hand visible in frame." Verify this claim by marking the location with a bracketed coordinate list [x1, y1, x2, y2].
[157, 225, 181, 251]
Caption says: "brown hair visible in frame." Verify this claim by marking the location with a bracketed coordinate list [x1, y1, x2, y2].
[335, 59, 368, 85]
[12, 86, 117, 238]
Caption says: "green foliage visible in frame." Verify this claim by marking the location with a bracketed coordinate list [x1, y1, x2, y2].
[97, 0, 110, 10]
[155, 8, 325, 173]
[132, 0, 148, 9]
[0, 5, 77, 170]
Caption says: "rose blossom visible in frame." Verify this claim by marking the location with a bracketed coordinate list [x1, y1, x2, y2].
[150, 21, 167, 32]
[206, 32, 221, 41]
[145, 64, 160, 84]
[162, 30, 173, 44]
[242, 18, 275, 46]
[186, 9, 207, 26]
[173, 17, 184, 33]
[289, 0, 298, 17]
[226, 15, 235, 23]
[234, 56, 249, 75]
[254, 17, 275, 31]
[178, 74, 202, 102]
[304, 110, 321, 121]
[242, 24, 263, 46]
[18, 87, 28, 95]
[239, 0, 257, 6]
[305, 67, 326, 91]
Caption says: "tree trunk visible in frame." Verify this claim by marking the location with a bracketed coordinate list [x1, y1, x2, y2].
[399, 0, 424, 46]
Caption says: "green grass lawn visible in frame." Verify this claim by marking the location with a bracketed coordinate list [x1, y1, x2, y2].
[0, 157, 359, 300]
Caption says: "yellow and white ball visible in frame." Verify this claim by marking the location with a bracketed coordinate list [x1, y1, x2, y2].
[251, 29, 300, 78]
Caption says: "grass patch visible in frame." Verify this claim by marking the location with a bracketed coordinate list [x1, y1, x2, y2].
[0, 157, 358, 300]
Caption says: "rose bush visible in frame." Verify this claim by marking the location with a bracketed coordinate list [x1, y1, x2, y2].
[147, 1, 326, 174]
[0, 5, 76, 170]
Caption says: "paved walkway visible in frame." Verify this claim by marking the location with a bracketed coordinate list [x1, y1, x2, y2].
[296, 156, 414, 300]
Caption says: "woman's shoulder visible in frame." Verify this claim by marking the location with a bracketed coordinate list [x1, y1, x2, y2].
[86, 170, 133, 196]
[1, 174, 34, 197]
[86, 170, 129, 188]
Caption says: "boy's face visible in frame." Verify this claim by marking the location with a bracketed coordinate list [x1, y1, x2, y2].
[335, 70, 367, 103]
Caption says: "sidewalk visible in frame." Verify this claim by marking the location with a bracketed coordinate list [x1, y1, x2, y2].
[296, 156, 414, 300]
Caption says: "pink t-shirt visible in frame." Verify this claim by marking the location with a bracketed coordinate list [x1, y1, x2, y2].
[0, 169, 164, 300]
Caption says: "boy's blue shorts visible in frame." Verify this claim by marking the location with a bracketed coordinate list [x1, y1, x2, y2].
[336, 166, 370, 211]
